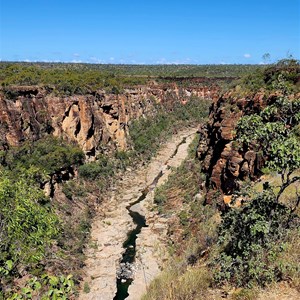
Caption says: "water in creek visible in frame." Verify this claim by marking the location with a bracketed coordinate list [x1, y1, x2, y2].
[114, 134, 192, 300]
[113, 171, 163, 300]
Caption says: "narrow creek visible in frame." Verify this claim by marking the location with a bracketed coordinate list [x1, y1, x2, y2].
[114, 134, 191, 300]
[78, 129, 197, 300]
[113, 171, 163, 300]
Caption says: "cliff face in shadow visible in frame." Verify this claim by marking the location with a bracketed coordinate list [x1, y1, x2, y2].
[0, 84, 218, 158]
[197, 91, 287, 207]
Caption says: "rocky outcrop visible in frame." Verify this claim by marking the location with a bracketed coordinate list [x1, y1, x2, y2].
[0, 84, 218, 158]
[197, 91, 276, 206]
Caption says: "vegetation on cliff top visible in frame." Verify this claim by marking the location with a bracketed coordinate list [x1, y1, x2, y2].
[0, 64, 148, 95]
[0, 61, 262, 79]
[235, 58, 300, 95]
[0, 62, 265, 96]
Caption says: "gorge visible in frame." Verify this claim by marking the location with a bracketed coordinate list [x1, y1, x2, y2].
[0, 61, 299, 300]
[79, 128, 197, 300]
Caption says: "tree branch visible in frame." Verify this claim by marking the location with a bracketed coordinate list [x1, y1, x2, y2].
[276, 175, 300, 202]
[291, 188, 300, 214]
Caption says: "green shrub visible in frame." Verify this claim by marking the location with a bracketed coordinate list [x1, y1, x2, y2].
[231, 288, 257, 300]
[62, 180, 87, 200]
[78, 154, 115, 180]
[213, 189, 299, 287]
[129, 97, 209, 158]
[235, 58, 300, 94]
[114, 150, 134, 170]
[154, 186, 167, 206]
[143, 263, 211, 300]
[0, 168, 59, 282]
[4, 136, 84, 176]
[6, 274, 75, 299]
[78, 162, 103, 180]
[62, 182, 74, 200]
[83, 282, 91, 294]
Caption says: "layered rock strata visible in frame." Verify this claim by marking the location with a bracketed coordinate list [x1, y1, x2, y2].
[0, 84, 218, 157]
[197, 91, 278, 206]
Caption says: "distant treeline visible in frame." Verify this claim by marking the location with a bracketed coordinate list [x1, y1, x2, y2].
[0, 61, 263, 77]
[0, 62, 269, 95]
[1, 60, 298, 96]
[0, 63, 148, 95]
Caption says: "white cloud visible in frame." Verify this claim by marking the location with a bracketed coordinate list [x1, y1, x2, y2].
[155, 58, 167, 64]
[109, 57, 115, 61]
[71, 59, 82, 63]
[155, 57, 196, 65]
[89, 56, 102, 63]
[24, 59, 31, 62]
[73, 53, 80, 57]
[244, 53, 251, 58]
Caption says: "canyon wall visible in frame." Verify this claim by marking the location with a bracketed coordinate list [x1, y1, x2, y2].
[0, 83, 218, 158]
[197, 91, 277, 206]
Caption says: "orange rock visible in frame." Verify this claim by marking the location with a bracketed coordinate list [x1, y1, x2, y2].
[199, 91, 298, 206]
[223, 195, 232, 204]
[0, 84, 216, 158]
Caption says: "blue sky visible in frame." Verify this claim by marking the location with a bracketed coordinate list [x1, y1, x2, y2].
[0, 0, 299, 64]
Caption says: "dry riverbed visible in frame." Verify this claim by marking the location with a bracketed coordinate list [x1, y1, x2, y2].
[79, 128, 197, 300]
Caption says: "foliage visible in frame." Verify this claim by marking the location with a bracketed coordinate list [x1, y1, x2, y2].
[216, 75, 300, 288]
[83, 282, 91, 294]
[236, 95, 300, 202]
[152, 135, 219, 256]
[78, 151, 133, 180]
[236, 58, 300, 94]
[231, 288, 257, 300]
[0, 168, 59, 283]
[154, 157, 202, 212]
[114, 150, 134, 170]
[78, 162, 107, 180]
[129, 113, 170, 158]
[0, 62, 264, 86]
[5, 274, 74, 300]
[0, 62, 268, 97]
[3, 136, 84, 177]
[130, 96, 209, 158]
[0, 64, 147, 95]
[0, 138, 87, 296]
[62, 180, 86, 200]
[142, 263, 211, 300]
[213, 189, 299, 287]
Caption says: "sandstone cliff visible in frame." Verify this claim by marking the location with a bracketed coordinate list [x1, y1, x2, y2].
[0, 84, 218, 158]
[197, 91, 279, 206]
